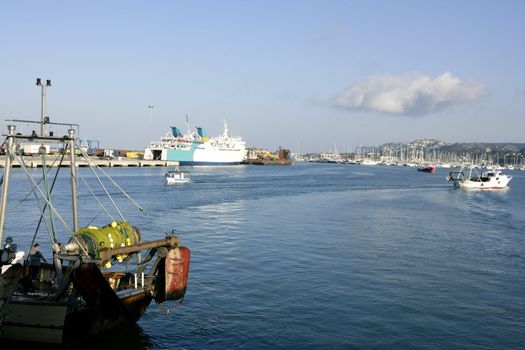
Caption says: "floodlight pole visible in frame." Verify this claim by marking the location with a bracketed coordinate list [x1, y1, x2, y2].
[147, 105, 154, 143]
[36, 78, 51, 136]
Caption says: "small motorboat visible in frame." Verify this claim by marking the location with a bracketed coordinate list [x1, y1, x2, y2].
[417, 163, 436, 173]
[165, 169, 190, 184]
[446, 168, 512, 189]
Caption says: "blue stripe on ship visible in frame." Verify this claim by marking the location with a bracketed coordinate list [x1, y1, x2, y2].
[166, 145, 197, 162]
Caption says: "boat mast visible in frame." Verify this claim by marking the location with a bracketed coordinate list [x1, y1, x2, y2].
[68, 128, 79, 232]
[0, 125, 15, 245]
[223, 120, 229, 138]
[185, 114, 190, 135]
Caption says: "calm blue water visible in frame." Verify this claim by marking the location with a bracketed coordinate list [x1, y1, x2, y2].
[4, 163, 525, 349]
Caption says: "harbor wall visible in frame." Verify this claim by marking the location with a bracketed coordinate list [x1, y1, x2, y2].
[0, 156, 178, 168]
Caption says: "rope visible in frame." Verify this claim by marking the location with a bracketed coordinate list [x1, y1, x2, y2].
[9, 153, 56, 250]
[27, 153, 65, 251]
[40, 150, 57, 241]
[85, 208, 104, 227]
[76, 143, 144, 213]
[13, 153, 63, 210]
[16, 153, 89, 257]
[155, 297, 185, 314]
[73, 145, 126, 222]
[79, 172, 115, 222]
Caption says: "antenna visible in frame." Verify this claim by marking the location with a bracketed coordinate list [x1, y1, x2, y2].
[223, 119, 229, 137]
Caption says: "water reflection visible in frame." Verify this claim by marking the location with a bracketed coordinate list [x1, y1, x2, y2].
[76, 324, 154, 350]
[2, 324, 153, 350]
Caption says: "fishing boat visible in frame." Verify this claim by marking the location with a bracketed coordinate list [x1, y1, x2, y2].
[0, 118, 190, 345]
[144, 120, 246, 165]
[417, 163, 436, 173]
[165, 168, 190, 184]
[446, 168, 512, 189]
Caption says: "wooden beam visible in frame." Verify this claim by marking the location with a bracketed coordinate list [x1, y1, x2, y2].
[98, 236, 180, 260]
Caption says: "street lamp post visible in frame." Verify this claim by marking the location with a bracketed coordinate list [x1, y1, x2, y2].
[147, 105, 154, 143]
[36, 78, 51, 136]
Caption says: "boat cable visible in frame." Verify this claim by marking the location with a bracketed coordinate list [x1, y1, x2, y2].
[73, 144, 126, 222]
[12, 152, 63, 211]
[12, 152, 56, 247]
[27, 153, 65, 253]
[78, 172, 116, 223]
[15, 152, 89, 257]
[76, 143, 144, 213]
[40, 150, 57, 241]
[0, 141, 5, 186]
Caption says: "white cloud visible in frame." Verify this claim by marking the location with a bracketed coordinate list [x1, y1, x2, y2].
[334, 72, 486, 116]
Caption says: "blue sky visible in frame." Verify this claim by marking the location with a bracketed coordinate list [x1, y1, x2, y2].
[1, 0, 524, 152]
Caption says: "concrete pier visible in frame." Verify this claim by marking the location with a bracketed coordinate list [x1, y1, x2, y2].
[0, 155, 179, 168]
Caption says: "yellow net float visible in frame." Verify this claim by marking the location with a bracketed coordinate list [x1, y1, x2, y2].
[70, 221, 141, 259]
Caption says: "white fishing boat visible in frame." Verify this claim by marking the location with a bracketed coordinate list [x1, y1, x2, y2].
[165, 169, 190, 184]
[446, 168, 512, 189]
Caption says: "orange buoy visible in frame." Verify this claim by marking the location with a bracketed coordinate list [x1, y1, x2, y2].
[163, 246, 190, 301]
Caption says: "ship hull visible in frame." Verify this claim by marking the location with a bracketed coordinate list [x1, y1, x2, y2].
[145, 142, 245, 165]
[179, 161, 242, 165]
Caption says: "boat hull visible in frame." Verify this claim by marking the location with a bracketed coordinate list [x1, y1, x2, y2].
[1, 290, 152, 344]
[166, 178, 190, 184]
[456, 179, 511, 189]
[2, 301, 69, 344]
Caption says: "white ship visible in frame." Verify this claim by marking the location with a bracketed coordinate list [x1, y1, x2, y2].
[144, 121, 246, 165]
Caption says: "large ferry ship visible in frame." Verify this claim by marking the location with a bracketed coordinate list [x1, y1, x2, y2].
[144, 121, 246, 165]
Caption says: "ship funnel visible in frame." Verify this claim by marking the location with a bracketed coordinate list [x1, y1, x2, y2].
[171, 126, 182, 137]
[196, 127, 207, 138]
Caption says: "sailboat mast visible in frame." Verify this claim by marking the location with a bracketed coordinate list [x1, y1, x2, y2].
[68, 128, 79, 232]
[0, 125, 15, 245]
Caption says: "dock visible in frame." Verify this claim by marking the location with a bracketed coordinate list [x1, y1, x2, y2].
[0, 156, 179, 168]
